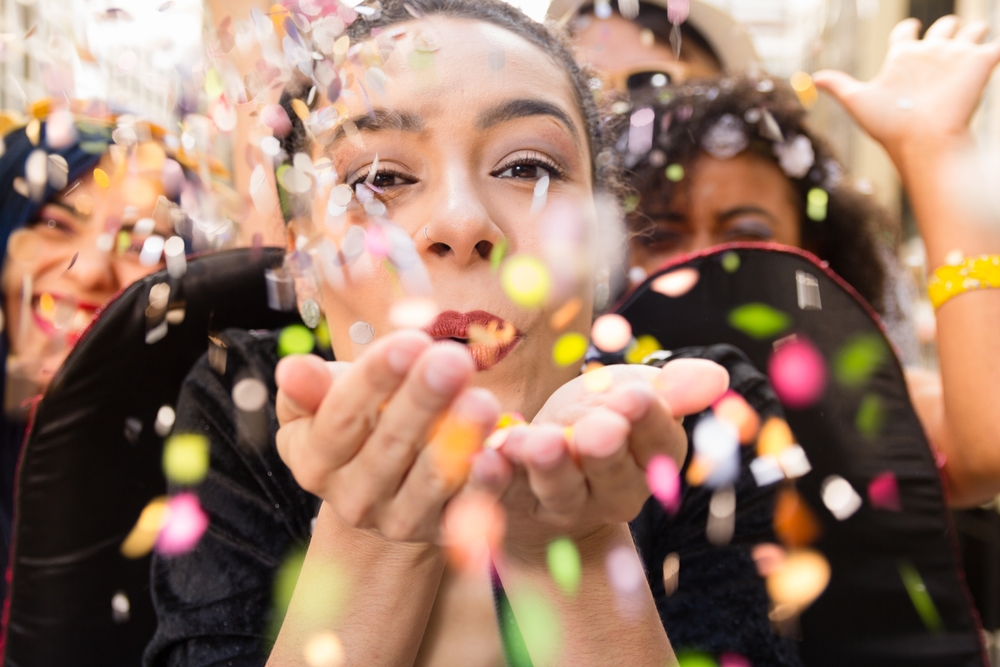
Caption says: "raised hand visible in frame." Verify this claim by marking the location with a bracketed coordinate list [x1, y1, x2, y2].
[813, 16, 1000, 158]
[496, 359, 729, 551]
[274, 331, 508, 543]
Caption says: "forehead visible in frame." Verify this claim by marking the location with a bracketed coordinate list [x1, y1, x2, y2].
[344, 16, 584, 129]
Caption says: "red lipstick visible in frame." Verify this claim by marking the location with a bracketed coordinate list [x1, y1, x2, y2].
[424, 310, 522, 371]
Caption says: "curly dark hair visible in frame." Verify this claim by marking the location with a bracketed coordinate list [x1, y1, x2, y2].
[620, 74, 897, 312]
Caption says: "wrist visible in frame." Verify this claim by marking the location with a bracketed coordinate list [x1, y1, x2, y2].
[893, 131, 975, 179]
[502, 522, 631, 569]
[315, 502, 445, 567]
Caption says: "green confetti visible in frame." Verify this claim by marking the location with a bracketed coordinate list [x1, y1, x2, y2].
[278, 324, 315, 357]
[116, 230, 131, 255]
[721, 251, 741, 273]
[269, 545, 350, 643]
[665, 164, 685, 182]
[676, 651, 718, 667]
[79, 141, 109, 155]
[806, 188, 828, 221]
[408, 50, 435, 70]
[623, 193, 640, 214]
[511, 589, 561, 666]
[855, 393, 884, 439]
[728, 303, 791, 339]
[835, 334, 887, 387]
[314, 318, 331, 350]
[162, 434, 209, 485]
[547, 537, 581, 596]
[490, 236, 508, 272]
[898, 560, 943, 632]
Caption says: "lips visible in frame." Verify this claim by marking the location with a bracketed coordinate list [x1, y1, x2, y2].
[424, 310, 522, 371]
[31, 292, 101, 341]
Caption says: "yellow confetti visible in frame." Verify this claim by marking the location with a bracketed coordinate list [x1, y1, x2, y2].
[162, 434, 210, 485]
[291, 98, 311, 122]
[583, 364, 613, 393]
[757, 416, 794, 457]
[93, 168, 110, 188]
[120, 497, 168, 558]
[624, 334, 661, 364]
[766, 549, 830, 619]
[39, 292, 55, 317]
[552, 332, 588, 367]
[501, 255, 551, 308]
[789, 71, 818, 109]
[304, 631, 345, 667]
[25, 119, 40, 146]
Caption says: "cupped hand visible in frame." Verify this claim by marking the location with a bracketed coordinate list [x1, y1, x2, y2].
[495, 359, 730, 551]
[813, 16, 1000, 156]
[275, 330, 507, 543]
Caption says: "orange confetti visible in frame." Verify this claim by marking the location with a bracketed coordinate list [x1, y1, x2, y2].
[468, 319, 516, 346]
[549, 297, 582, 331]
[120, 497, 168, 559]
[773, 488, 820, 548]
[714, 391, 761, 445]
[757, 416, 794, 457]
[442, 492, 506, 570]
[430, 417, 484, 484]
[685, 455, 713, 486]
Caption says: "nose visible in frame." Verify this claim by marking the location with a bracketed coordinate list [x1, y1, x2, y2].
[686, 227, 716, 254]
[68, 245, 123, 296]
[418, 166, 504, 267]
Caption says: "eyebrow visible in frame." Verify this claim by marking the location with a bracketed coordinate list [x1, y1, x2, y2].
[323, 108, 425, 151]
[476, 98, 580, 145]
[717, 206, 778, 224]
[42, 200, 84, 220]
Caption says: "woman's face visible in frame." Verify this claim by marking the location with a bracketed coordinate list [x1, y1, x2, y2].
[572, 13, 721, 93]
[311, 16, 597, 420]
[2, 151, 171, 389]
[628, 152, 802, 275]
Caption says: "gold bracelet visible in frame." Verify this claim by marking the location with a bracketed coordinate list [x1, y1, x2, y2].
[927, 254, 1000, 309]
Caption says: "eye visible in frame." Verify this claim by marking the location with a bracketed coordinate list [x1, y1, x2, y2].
[349, 167, 414, 190]
[631, 221, 685, 249]
[30, 216, 74, 235]
[722, 220, 776, 242]
[493, 152, 564, 181]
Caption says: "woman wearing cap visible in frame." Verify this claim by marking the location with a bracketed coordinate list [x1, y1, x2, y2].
[0, 106, 203, 600]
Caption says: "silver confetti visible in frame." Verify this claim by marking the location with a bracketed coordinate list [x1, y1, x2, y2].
[349, 321, 374, 345]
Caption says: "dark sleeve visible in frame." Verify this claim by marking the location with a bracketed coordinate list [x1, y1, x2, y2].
[630, 344, 803, 666]
[144, 329, 319, 667]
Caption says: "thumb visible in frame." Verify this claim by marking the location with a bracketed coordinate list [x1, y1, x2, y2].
[812, 69, 864, 105]
[274, 355, 339, 421]
[653, 359, 730, 417]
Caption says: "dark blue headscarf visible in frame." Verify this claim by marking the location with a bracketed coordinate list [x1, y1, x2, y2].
[0, 120, 108, 592]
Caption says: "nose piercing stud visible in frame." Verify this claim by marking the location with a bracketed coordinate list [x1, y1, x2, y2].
[423, 227, 430, 241]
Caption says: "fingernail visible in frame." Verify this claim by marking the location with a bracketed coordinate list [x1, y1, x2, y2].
[424, 353, 469, 395]
[472, 449, 505, 485]
[387, 338, 426, 374]
[606, 384, 653, 421]
[530, 429, 566, 469]
[452, 390, 497, 424]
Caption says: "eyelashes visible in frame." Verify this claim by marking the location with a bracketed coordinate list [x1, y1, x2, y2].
[492, 152, 566, 180]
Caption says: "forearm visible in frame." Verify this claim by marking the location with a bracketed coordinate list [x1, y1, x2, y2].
[497, 523, 673, 667]
[896, 137, 1000, 506]
[268, 502, 446, 666]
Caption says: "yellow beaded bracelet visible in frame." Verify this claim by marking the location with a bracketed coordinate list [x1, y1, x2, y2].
[927, 254, 1000, 309]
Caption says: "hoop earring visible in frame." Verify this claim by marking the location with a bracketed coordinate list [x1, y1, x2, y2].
[423, 226, 431, 241]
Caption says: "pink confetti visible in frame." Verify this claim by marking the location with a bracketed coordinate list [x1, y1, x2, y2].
[768, 338, 826, 409]
[720, 653, 751, 667]
[364, 224, 390, 259]
[591, 314, 632, 353]
[646, 455, 681, 514]
[667, 0, 690, 24]
[260, 104, 292, 138]
[651, 268, 699, 298]
[156, 493, 209, 556]
[868, 471, 901, 511]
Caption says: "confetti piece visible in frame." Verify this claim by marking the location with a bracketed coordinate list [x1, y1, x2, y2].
[162, 434, 210, 485]
[606, 544, 645, 596]
[855, 393, 884, 439]
[751, 542, 786, 578]
[349, 321, 375, 345]
[590, 314, 631, 353]
[582, 364, 613, 393]
[898, 560, 943, 632]
[768, 338, 826, 409]
[156, 493, 209, 556]
[501, 255, 551, 308]
[651, 267, 699, 297]
[112, 591, 130, 623]
[665, 164, 685, 182]
[508, 589, 561, 665]
[291, 98, 311, 123]
[45, 109, 76, 149]
[789, 71, 818, 109]
[93, 168, 110, 188]
[777, 444, 812, 479]
[834, 334, 887, 387]
[706, 485, 736, 545]
[389, 297, 439, 329]
[489, 236, 508, 271]
[693, 415, 740, 488]
[140, 235, 165, 267]
[757, 416, 794, 456]
[868, 470, 901, 511]
[663, 552, 680, 595]
[547, 537, 581, 596]
[155, 405, 176, 437]
[120, 497, 168, 559]
[721, 251, 741, 272]
[795, 270, 822, 309]
[165, 236, 187, 278]
[548, 298, 581, 332]
[728, 303, 790, 339]
[278, 325, 315, 357]
[530, 172, 550, 214]
[646, 454, 681, 513]
[304, 631, 345, 667]
[712, 391, 760, 444]
[774, 488, 820, 548]
[624, 334, 661, 364]
[766, 549, 830, 616]
[806, 188, 828, 221]
[430, 417, 482, 484]
[720, 653, 751, 667]
[676, 652, 717, 667]
[233, 378, 268, 412]
[262, 104, 293, 137]
[749, 455, 784, 487]
[821, 475, 863, 520]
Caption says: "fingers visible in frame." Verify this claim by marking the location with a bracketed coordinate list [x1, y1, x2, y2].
[275, 356, 344, 424]
[309, 330, 433, 463]
[573, 410, 650, 519]
[517, 425, 588, 526]
[811, 69, 864, 105]
[653, 358, 729, 417]
[602, 383, 687, 468]
[924, 15, 961, 42]
[889, 17, 921, 45]
[956, 20, 990, 44]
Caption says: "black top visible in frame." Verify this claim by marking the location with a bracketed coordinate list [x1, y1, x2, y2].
[144, 328, 801, 667]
